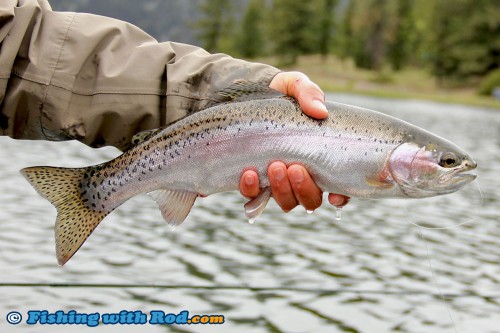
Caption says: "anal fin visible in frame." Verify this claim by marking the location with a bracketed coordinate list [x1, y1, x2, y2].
[148, 189, 197, 227]
[244, 187, 272, 223]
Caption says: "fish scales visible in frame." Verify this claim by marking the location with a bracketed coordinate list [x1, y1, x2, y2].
[20, 81, 476, 264]
[92, 100, 380, 213]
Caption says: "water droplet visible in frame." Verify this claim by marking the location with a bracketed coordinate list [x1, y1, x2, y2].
[248, 218, 256, 224]
[306, 209, 314, 214]
[335, 207, 342, 221]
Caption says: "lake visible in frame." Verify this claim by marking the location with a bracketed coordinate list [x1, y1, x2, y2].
[0, 94, 498, 333]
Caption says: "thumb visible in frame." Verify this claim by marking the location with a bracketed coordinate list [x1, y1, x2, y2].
[270, 72, 328, 119]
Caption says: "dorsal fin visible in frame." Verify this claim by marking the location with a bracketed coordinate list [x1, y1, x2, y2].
[217, 80, 286, 102]
[130, 128, 163, 147]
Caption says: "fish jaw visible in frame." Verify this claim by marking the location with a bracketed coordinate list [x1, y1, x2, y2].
[435, 158, 477, 193]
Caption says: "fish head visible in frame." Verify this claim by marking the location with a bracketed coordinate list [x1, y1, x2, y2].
[388, 140, 477, 198]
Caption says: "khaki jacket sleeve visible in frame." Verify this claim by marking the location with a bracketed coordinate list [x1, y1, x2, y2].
[0, 0, 280, 150]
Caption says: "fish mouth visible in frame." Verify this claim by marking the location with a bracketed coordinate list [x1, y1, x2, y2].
[452, 172, 477, 183]
[438, 160, 477, 185]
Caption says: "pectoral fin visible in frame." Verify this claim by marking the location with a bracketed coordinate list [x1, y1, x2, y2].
[148, 189, 197, 227]
[365, 176, 394, 189]
[366, 165, 394, 189]
[244, 187, 272, 223]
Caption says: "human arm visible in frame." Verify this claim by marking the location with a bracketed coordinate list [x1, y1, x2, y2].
[0, 0, 279, 150]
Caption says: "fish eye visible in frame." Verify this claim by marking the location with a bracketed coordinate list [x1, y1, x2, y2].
[440, 152, 458, 168]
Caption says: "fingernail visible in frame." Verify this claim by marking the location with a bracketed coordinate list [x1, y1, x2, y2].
[245, 174, 255, 186]
[313, 100, 328, 115]
[329, 195, 344, 207]
[272, 166, 285, 181]
[290, 167, 304, 184]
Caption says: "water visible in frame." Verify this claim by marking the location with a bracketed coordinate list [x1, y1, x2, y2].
[1, 94, 499, 333]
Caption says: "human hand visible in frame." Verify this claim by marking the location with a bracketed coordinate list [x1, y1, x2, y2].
[239, 71, 350, 212]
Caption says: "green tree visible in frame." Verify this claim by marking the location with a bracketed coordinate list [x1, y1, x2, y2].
[196, 0, 234, 53]
[337, 0, 356, 62]
[337, 0, 423, 71]
[387, 0, 416, 70]
[345, 0, 395, 71]
[268, 0, 319, 65]
[430, 0, 500, 82]
[318, 0, 337, 61]
[238, 0, 266, 58]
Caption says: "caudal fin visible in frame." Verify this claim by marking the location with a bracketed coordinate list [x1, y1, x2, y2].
[21, 166, 110, 265]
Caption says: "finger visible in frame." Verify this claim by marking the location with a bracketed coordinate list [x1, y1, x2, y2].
[270, 72, 328, 119]
[268, 162, 298, 212]
[328, 193, 350, 207]
[287, 165, 323, 211]
[239, 170, 260, 198]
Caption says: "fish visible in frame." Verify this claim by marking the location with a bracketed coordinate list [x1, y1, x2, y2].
[20, 81, 477, 265]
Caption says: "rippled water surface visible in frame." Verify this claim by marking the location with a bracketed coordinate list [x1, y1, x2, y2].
[1, 94, 499, 332]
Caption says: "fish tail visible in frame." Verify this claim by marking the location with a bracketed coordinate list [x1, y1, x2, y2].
[21, 166, 110, 266]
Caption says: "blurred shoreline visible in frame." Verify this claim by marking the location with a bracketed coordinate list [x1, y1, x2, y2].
[259, 55, 500, 110]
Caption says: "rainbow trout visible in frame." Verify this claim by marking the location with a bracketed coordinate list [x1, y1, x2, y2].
[21, 81, 477, 265]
